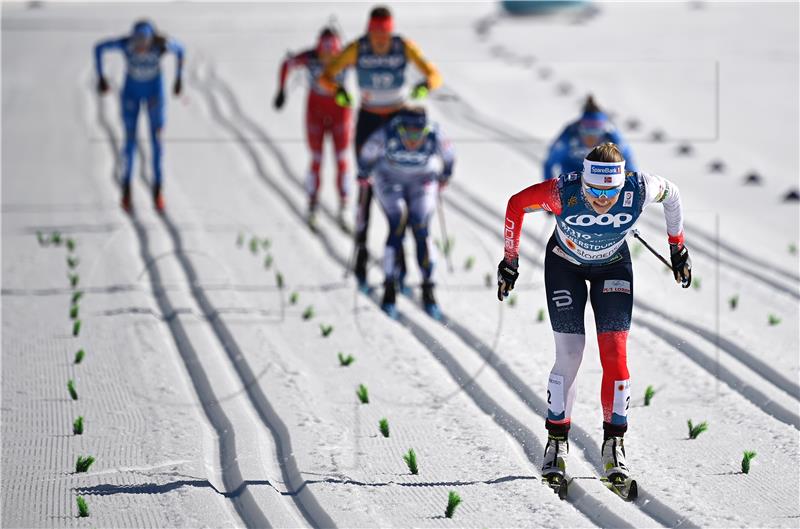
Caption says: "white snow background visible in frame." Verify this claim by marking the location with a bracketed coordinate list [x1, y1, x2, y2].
[2, 1, 798, 528]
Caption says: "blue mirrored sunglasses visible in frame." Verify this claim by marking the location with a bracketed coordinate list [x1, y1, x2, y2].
[397, 125, 429, 142]
[583, 183, 623, 199]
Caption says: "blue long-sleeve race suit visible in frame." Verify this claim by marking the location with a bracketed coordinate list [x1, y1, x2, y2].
[94, 35, 184, 187]
[543, 114, 637, 181]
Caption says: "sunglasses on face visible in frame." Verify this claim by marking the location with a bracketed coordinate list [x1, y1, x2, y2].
[583, 183, 623, 199]
[398, 125, 429, 143]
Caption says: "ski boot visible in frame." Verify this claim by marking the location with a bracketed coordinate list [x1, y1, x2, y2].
[541, 434, 569, 499]
[601, 436, 637, 501]
[421, 282, 441, 320]
[121, 183, 132, 213]
[381, 280, 398, 319]
[355, 245, 370, 293]
[153, 183, 164, 213]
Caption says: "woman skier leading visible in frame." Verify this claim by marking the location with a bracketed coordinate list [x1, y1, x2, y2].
[496, 142, 691, 496]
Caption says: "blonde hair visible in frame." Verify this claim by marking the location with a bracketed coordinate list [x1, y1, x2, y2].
[586, 142, 624, 163]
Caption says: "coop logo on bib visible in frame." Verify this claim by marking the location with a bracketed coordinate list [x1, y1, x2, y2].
[565, 213, 633, 228]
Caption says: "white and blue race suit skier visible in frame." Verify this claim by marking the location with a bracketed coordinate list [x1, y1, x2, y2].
[358, 106, 455, 320]
[496, 142, 692, 483]
[94, 19, 184, 212]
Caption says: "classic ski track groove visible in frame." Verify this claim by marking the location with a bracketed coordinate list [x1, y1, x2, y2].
[94, 96, 272, 529]
[443, 182, 800, 430]
[129, 94, 337, 529]
[433, 84, 800, 300]
[199, 66, 704, 529]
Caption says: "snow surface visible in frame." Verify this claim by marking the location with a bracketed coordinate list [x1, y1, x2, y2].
[2, 2, 799, 528]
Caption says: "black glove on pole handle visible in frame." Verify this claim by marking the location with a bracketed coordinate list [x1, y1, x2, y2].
[631, 229, 672, 269]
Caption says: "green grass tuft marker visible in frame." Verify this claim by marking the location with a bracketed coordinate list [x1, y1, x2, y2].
[67, 256, 79, 269]
[692, 277, 701, 290]
[320, 324, 333, 337]
[338, 353, 355, 367]
[789, 243, 797, 255]
[262, 238, 271, 250]
[464, 256, 475, 271]
[69, 274, 80, 288]
[356, 384, 369, 404]
[75, 455, 95, 473]
[264, 255, 273, 269]
[51, 231, 62, 245]
[379, 418, 390, 438]
[729, 294, 739, 310]
[73, 416, 84, 435]
[302, 306, 315, 320]
[289, 292, 299, 305]
[72, 320, 81, 337]
[76, 496, 89, 518]
[687, 419, 708, 439]
[276, 272, 284, 289]
[768, 314, 781, 326]
[508, 294, 517, 307]
[66, 238, 76, 252]
[403, 448, 418, 475]
[74, 349, 85, 364]
[741, 450, 757, 474]
[249, 237, 259, 254]
[71, 291, 83, 304]
[644, 385, 655, 406]
[70, 305, 79, 320]
[67, 379, 78, 400]
[536, 309, 545, 322]
[445, 490, 462, 519]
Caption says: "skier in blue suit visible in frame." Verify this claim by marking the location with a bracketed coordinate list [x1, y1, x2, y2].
[94, 19, 184, 212]
[543, 95, 636, 181]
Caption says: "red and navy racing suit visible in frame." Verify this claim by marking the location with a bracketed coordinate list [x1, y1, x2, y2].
[277, 50, 352, 206]
[503, 171, 684, 437]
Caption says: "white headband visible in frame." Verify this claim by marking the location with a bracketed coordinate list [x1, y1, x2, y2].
[582, 159, 626, 187]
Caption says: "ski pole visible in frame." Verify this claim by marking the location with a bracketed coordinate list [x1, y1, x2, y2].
[437, 194, 455, 273]
[344, 184, 370, 279]
[631, 229, 672, 270]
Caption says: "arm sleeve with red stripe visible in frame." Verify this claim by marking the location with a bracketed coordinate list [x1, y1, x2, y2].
[278, 50, 312, 90]
[503, 179, 562, 263]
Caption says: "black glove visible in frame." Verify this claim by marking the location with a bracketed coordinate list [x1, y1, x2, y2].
[497, 259, 519, 301]
[97, 76, 110, 94]
[173, 78, 183, 96]
[670, 243, 692, 288]
[273, 89, 285, 110]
